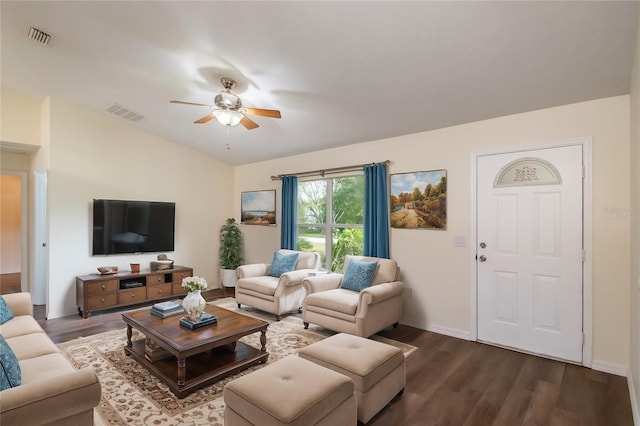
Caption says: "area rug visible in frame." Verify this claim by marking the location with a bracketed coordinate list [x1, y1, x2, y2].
[58, 298, 417, 426]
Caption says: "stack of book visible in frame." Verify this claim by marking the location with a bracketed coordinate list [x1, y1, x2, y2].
[179, 312, 218, 330]
[150, 301, 183, 318]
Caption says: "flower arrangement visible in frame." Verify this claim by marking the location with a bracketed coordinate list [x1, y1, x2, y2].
[181, 276, 208, 292]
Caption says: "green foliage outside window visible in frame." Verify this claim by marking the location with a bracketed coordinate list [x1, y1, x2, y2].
[297, 175, 364, 271]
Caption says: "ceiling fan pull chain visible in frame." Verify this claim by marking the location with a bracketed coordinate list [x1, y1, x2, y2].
[225, 124, 231, 150]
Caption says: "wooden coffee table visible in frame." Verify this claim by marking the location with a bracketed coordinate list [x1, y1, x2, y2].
[121, 304, 268, 398]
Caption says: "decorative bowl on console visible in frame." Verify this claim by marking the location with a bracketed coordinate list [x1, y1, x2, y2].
[97, 266, 118, 275]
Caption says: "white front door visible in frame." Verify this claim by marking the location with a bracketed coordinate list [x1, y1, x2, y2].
[476, 145, 583, 362]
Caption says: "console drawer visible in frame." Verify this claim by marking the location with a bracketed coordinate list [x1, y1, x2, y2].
[147, 274, 165, 286]
[172, 270, 192, 284]
[172, 283, 187, 295]
[86, 293, 117, 310]
[147, 283, 171, 299]
[85, 279, 118, 295]
[118, 288, 147, 304]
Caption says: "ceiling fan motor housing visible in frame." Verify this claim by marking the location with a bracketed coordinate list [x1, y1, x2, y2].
[215, 92, 242, 110]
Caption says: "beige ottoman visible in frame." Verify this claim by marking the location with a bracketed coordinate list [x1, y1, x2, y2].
[223, 355, 356, 425]
[298, 333, 405, 424]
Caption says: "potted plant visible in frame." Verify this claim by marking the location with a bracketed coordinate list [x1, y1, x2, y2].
[219, 217, 243, 287]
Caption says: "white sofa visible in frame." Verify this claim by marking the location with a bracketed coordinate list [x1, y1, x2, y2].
[0, 292, 101, 425]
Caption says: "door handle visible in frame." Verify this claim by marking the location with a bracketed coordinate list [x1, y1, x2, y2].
[478, 255, 487, 262]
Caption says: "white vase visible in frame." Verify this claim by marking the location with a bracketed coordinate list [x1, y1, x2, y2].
[183, 290, 206, 322]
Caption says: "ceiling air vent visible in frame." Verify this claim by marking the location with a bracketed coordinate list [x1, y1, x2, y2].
[105, 103, 145, 123]
[27, 27, 51, 45]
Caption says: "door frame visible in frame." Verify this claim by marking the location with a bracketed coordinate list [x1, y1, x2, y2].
[469, 137, 593, 367]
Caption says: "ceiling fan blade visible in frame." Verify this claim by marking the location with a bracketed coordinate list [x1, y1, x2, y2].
[194, 113, 216, 124]
[242, 107, 282, 119]
[170, 100, 214, 108]
[240, 116, 259, 130]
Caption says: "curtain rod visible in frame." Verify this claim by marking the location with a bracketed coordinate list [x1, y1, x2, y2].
[271, 160, 390, 181]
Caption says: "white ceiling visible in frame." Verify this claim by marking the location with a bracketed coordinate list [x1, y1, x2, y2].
[2, 1, 638, 165]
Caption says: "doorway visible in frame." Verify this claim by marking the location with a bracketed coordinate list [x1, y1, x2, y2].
[0, 172, 27, 294]
[474, 143, 588, 363]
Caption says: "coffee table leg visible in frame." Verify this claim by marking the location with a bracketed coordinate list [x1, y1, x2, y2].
[260, 330, 267, 352]
[126, 325, 133, 349]
[177, 357, 186, 386]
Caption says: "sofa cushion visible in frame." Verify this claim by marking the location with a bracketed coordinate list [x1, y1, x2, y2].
[268, 252, 300, 277]
[18, 353, 76, 385]
[237, 276, 280, 296]
[0, 335, 21, 390]
[305, 289, 359, 316]
[0, 296, 14, 325]
[0, 316, 45, 339]
[341, 259, 378, 292]
[6, 333, 59, 361]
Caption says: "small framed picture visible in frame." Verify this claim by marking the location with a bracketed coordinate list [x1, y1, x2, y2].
[390, 170, 447, 229]
[241, 190, 276, 226]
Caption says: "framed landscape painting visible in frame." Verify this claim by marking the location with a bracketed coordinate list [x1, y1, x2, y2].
[241, 190, 276, 226]
[390, 170, 447, 229]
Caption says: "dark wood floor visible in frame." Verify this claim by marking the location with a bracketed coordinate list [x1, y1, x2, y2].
[37, 289, 633, 426]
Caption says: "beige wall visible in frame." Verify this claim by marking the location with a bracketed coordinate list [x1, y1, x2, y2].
[0, 89, 41, 147]
[235, 96, 631, 371]
[43, 97, 235, 318]
[628, 3, 640, 420]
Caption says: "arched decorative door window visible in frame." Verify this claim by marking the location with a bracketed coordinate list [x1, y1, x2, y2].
[494, 157, 562, 187]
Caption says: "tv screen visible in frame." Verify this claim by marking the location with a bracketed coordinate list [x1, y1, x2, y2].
[92, 199, 175, 255]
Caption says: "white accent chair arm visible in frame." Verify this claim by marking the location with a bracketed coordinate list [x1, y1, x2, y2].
[302, 274, 343, 294]
[236, 263, 270, 279]
[356, 281, 404, 318]
[279, 270, 314, 287]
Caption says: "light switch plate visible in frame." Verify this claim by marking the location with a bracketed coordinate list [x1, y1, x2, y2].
[454, 235, 467, 247]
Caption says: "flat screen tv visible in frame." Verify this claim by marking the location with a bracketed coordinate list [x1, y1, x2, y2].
[92, 199, 175, 255]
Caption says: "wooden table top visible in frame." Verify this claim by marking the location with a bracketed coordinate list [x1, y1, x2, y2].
[121, 305, 269, 357]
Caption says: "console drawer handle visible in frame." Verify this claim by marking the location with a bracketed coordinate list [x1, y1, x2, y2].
[101, 298, 105, 302]
[101, 284, 106, 290]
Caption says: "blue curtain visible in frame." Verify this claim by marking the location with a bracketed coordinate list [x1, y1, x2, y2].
[280, 175, 298, 250]
[364, 163, 390, 258]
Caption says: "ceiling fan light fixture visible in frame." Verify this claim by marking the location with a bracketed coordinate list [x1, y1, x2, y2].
[215, 109, 243, 127]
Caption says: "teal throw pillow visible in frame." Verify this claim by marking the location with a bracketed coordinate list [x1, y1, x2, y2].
[268, 252, 300, 277]
[340, 259, 378, 292]
[0, 335, 21, 390]
[0, 296, 14, 325]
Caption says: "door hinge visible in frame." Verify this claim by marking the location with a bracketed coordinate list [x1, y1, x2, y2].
[582, 333, 586, 346]
[581, 250, 586, 262]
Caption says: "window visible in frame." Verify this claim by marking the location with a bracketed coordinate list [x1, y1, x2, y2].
[297, 175, 364, 271]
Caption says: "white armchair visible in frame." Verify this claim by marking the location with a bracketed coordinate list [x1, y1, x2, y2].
[302, 255, 404, 337]
[236, 250, 321, 320]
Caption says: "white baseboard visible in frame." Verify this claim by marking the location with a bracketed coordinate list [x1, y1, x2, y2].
[628, 373, 640, 426]
[591, 359, 628, 377]
[401, 318, 471, 341]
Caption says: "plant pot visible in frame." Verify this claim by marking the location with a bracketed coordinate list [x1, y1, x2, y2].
[221, 268, 237, 288]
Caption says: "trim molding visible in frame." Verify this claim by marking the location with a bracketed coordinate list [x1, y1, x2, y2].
[628, 373, 640, 425]
[591, 359, 627, 377]
[401, 319, 471, 341]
